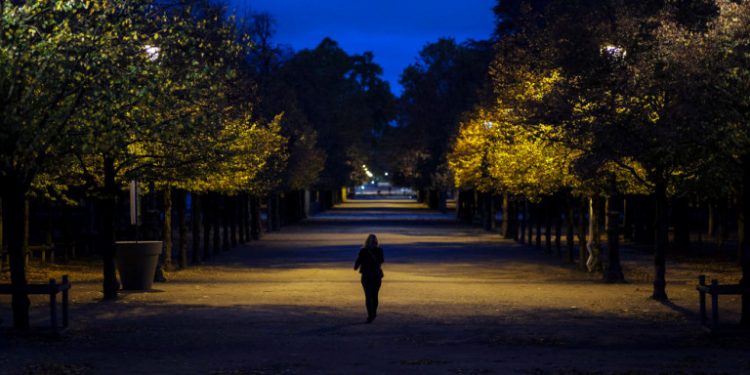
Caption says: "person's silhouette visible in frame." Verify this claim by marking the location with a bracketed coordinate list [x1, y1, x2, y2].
[354, 234, 384, 323]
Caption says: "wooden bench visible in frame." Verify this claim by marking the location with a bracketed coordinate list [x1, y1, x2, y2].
[0, 275, 71, 336]
[1, 244, 56, 273]
[27, 244, 55, 264]
[696, 275, 749, 333]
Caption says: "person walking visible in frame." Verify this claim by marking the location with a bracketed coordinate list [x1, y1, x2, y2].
[354, 234, 384, 323]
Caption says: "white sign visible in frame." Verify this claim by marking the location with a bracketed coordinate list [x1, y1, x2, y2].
[129, 180, 139, 225]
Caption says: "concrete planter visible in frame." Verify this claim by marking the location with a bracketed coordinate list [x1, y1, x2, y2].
[116, 241, 162, 290]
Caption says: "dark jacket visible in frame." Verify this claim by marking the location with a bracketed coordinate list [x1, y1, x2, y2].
[354, 246, 384, 279]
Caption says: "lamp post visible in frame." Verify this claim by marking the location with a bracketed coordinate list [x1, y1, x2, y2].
[129, 44, 161, 239]
[114, 44, 164, 292]
[601, 43, 626, 283]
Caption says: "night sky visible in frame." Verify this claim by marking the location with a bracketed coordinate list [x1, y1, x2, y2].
[227, 0, 497, 96]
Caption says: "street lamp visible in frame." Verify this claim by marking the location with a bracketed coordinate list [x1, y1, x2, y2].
[130, 44, 162, 231]
[601, 44, 626, 59]
[144, 44, 161, 62]
[599, 42, 627, 282]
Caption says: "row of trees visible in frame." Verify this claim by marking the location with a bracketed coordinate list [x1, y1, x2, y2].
[443, 0, 749, 324]
[382, 38, 494, 207]
[1, 0, 284, 327]
[1, 1, 394, 328]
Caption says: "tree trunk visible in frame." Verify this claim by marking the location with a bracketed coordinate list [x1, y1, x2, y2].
[707, 202, 715, 239]
[3, 179, 31, 327]
[272, 193, 281, 231]
[586, 196, 602, 273]
[230, 196, 237, 248]
[212, 194, 220, 255]
[222, 196, 230, 251]
[632, 195, 653, 244]
[566, 198, 575, 263]
[23, 199, 29, 266]
[511, 199, 519, 241]
[300, 190, 309, 219]
[717, 196, 729, 254]
[652, 180, 669, 301]
[490, 194, 498, 231]
[161, 188, 173, 272]
[458, 190, 476, 223]
[545, 199, 552, 253]
[605, 176, 625, 283]
[519, 200, 527, 244]
[739, 201, 745, 263]
[673, 197, 691, 253]
[247, 194, 253, 242]
[482, 193, 493, 231]
[250, 196, 262, 240]
[740, 159, 750, 326]
[535, 203, 542, 249]
[438, 191, 447, 213]
[287, 190, 305, 222]
[527, 201, 534, 245]
[101, 157, 119, 300]
[578, 198, 588, 271]
[623, 197, 633, 240]
[555, 201, 562, 257]
[500, 193, 510, 238]
[266, 195, 274, 232]
[604, 198, 609, 241]
[202, 194, 211, 260]
[238, 195, 246, 244]
[177, 190, 188, 269]
[456, 190, 463, 221]
[0, 192, 5, 258]
[426, 190, 435, 210]
[192, 193, 201, 264]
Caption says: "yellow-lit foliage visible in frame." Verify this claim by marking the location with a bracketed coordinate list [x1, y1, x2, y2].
[518, 69, 563, 102]
[450, 66, 580, 199]
[487, 122, 577, 200]
[181, 114, 287, 195]
[449, 105, 578, 200]
[449, 109, 497, 192]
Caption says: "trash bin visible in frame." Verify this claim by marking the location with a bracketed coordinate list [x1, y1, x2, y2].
[115, 241, 162, 290]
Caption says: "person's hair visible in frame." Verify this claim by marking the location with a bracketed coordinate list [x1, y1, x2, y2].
[364, 234, 378, 249]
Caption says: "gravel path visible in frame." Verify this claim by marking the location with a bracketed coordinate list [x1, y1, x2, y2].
[1, 200, 748, 375]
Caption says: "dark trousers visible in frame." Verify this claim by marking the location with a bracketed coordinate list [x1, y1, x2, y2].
[361, 277, 382, 318]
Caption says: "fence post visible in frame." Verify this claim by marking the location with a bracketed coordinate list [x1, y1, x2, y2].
[49, 278, 57, 335]
[62, 275, 69, 328]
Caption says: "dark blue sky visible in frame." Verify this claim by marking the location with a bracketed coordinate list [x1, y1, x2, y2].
[226, 0, 497, 96]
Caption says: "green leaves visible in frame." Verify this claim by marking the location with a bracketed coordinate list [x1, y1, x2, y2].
[1, 0, 288, 200]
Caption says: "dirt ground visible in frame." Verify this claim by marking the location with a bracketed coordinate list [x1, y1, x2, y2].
[1, 200, 748, 375]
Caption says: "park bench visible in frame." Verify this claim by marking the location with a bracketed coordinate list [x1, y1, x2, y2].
[1, 244, 57, 273]
[27, 244, 55, 264]
[696, 275, 749, 333]
[0, 275, 71, 336]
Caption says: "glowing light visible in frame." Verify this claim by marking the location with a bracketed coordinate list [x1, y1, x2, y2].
[601, 44, 626, 59]
[384, 172, 389, 176]
[362, 164, 374, 178]
[483, 121, 494, 129]
[144, 45, 160, 62]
